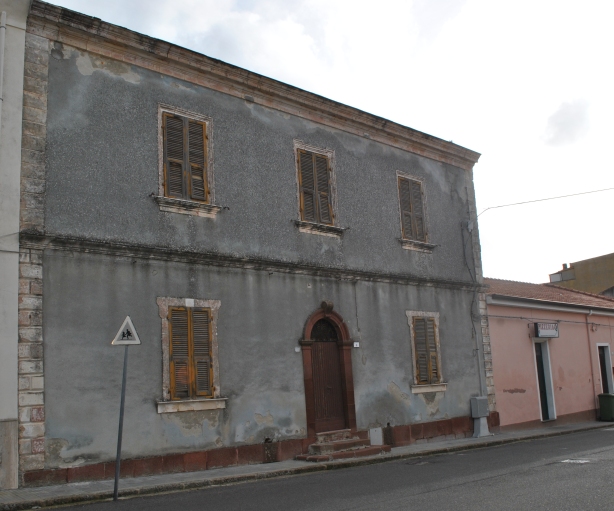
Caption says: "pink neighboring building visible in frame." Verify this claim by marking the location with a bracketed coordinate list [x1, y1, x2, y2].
[486, 278, 614, 429]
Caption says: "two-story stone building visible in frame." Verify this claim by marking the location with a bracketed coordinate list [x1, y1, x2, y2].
[2, 1, 495, 487]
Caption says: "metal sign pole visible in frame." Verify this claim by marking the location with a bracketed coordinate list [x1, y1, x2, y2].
[113, 345, 129, 501]
[110, 315, 141, 501]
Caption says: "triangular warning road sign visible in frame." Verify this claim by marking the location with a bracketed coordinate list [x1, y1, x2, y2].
[111, 316, 141, 345]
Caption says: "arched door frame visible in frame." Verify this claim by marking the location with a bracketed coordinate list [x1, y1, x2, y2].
[299, 302, 357, 438]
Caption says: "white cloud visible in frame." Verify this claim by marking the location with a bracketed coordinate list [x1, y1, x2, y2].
[543, 100, 590, 146]
[412, 0, 468, 39]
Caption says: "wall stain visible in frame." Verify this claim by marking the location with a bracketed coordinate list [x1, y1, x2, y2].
[388, 382, 410, 402]
[73, 49, 141, 84]
[254, 412, 274, 426]
[162, 410, 220, 436]
[418, 391, 444, 417]
[503, 388, 526, 394]
[46, 438, 92, 468]
[421, 392, 437, 404]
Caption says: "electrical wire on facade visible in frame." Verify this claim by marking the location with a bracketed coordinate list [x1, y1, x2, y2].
[478, 186, 614, 217]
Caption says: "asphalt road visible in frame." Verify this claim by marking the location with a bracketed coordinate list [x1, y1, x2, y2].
[60, 429, 614, 511]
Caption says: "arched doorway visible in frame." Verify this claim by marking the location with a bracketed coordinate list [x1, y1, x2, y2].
[300, 302, 357, 437]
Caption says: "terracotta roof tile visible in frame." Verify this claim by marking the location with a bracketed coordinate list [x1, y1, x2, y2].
[484, 278, 614, 310]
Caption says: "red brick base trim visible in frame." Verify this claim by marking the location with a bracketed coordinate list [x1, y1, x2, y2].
[22, 439, 305, 487]
[488, 411, 501, 431]
[385, 415, 475, 447]
[22, 414, 485, 487]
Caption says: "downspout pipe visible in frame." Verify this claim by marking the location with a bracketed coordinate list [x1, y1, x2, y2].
[585, 309, 598, 408]
[0, 11, 6, 142]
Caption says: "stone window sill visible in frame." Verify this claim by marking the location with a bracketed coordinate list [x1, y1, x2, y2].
[410, 383, 447, 394]
[295, 220, 346, 238]
[154, 196, 222, 218]
[399, 238, 436, 253]
[156, 398, 227, 413]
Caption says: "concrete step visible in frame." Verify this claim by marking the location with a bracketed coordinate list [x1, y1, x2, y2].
[297, 445, 391, 462]
[309, 438, 370, 454]
[316, 429, 353, 443]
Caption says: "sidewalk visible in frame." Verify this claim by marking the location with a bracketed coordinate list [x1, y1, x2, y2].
[1, 420, 610, 510]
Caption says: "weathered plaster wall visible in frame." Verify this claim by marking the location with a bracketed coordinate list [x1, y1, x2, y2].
[42, 250, 481, 468]
[43, 45, 476, 283]
[0, 0, 30, 490]
[25, 18, 488, 473]
[489, 304, 611, 427]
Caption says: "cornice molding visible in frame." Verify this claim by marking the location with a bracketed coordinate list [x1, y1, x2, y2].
[28, 1, 480, 171]
[20, 232, 483, 292]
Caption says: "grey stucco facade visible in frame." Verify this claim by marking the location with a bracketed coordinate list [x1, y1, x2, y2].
[43, 251, 479, 466]
[44, 44, 471, 280]
[13, 1, 493, 481]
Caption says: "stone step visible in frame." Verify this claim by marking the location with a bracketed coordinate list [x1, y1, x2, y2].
[309, 438, 370, 454]
[315, 429, 353, 443]
[297, 445, 391, 462]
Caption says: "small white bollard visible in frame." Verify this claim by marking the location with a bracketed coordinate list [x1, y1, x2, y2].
[369, 427, 383, 445]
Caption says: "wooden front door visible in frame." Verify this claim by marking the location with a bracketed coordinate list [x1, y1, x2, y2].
[311, 319, 346, 432]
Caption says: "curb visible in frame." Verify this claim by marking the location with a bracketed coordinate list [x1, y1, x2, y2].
[1, 423, 611, 510]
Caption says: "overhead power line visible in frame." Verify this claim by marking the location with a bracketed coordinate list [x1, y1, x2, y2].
[478, 186, 614, 217]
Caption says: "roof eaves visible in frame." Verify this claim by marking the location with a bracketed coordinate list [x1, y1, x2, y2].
[541, 283, 614, 303]
[488, 293, 614, 313]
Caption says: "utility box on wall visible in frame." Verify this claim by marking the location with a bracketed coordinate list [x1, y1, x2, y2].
[470, 396, 491, 438]
[471, 396, 489, 418]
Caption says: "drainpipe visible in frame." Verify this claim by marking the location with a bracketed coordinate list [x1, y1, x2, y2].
[585, 309, 598, 407]
[0, 11, 7, 142]
[462, 219, 491, 437]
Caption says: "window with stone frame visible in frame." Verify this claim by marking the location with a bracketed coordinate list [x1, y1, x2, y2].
[406, 311, 443, 387]
[398, 175, 427, 243]
[162, 112, 209, 202]
[297, 148, 334, 225]
[168, 306, 213, 399]
[157, 298, 224, 413]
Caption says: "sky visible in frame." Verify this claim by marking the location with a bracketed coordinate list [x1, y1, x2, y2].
[50, 0, 614, 284]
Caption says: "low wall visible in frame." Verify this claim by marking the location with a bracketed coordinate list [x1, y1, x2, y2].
[22, 414, 493, 487]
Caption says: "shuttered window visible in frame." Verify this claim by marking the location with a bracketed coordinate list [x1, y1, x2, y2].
[297, 149, 333, 225]
[398, 176, 426, 242]
[412, 317, 440, 385]
[169, 307, 213, 399]
[163, 113, 209, 203]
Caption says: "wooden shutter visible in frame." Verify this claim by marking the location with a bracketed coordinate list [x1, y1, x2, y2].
[398, 177, 427, 242]
[297, 150, 333, 225]
[413, 317, 430, 384]
[426, 318, 438, 382]
[398, 177, 413, 239]
[315, 155, 333, 224]
[298, 150, 317, 222]
[169, 307, 214, 400]
[163, 114, 186, 199]
[192, 308, 213, 397]
[169, 308, 190, 399]
[188, 121, 208, 202]
[410, 180, 426, 241]
[413, 317, 439, 384]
